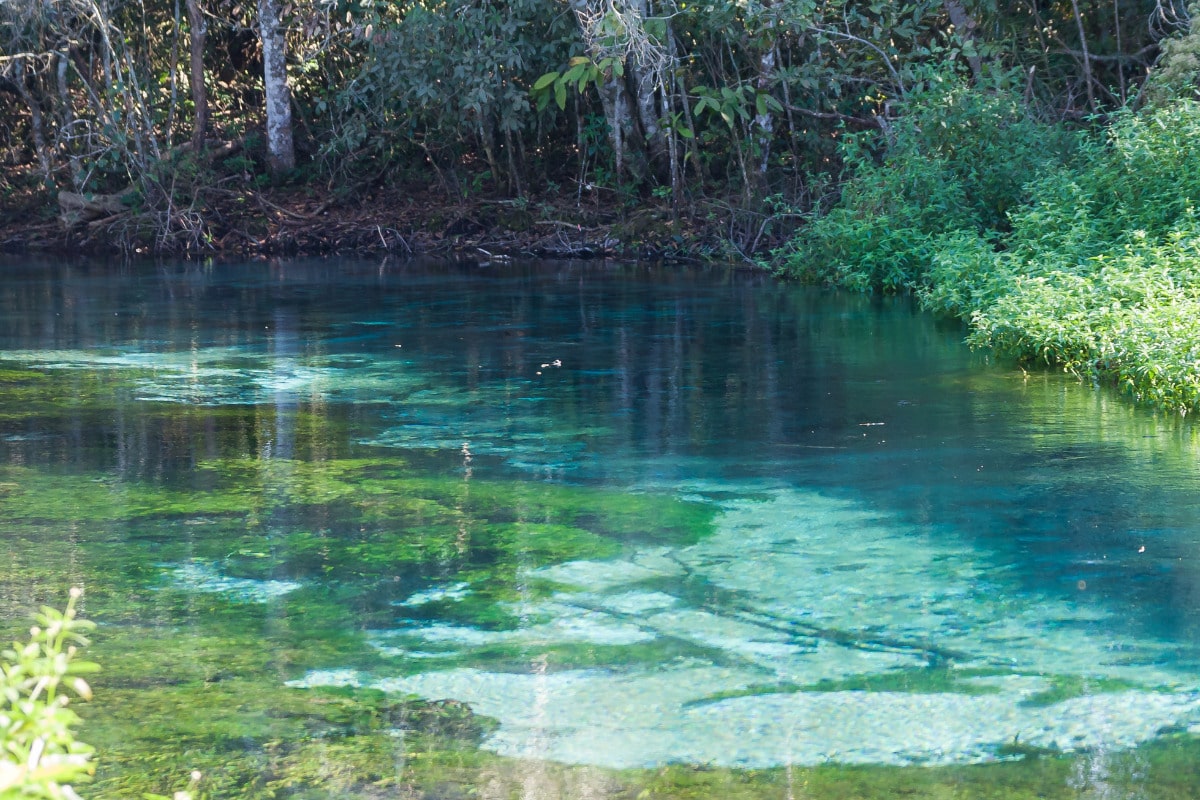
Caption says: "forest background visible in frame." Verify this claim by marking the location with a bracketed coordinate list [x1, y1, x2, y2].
[4, 0, 1200, 410]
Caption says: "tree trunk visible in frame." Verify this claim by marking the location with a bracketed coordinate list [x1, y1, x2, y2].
[755, 44, 776, 177]
[257, 0, 295, 174]
[630, 60, 665, 164]
[597, 76, 626, 177]
[943, 0, 983, 82]
[187, 0, 209, 150]
[13, 59, 53, 184]
[1069, 0, 1098, 114]
[56, 49, 73, 142]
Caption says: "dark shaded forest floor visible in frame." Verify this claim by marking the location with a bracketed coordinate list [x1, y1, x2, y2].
[0, 167, 778, 264]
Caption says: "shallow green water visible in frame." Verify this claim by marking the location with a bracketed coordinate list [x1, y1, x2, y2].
[3, 257, 1200, 797]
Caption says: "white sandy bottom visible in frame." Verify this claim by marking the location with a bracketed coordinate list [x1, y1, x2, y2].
[286, 485, 1200, 769]
[293, 665, 1200, 768]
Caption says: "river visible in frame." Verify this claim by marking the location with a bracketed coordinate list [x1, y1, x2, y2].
[2, 257, 1199, 797]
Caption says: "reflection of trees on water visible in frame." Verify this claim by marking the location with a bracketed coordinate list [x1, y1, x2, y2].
[4, 258, 1200, 651]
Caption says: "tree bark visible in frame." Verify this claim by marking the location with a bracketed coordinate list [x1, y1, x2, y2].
[257, 0, 295, 174]
[1069, 0, 1097, 114]
[187, 0, 209, 150]
[12, 58, 52, 183]
[755, 44, 776, 177]
[943, 0, 983, 82]
[630, 60, 665, 163]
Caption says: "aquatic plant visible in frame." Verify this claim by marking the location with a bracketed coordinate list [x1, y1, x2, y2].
[0, 589, 98, 800]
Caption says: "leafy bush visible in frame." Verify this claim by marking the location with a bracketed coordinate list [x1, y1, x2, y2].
[779, 52, 1200, 414]
[324, 0, 577, 189]
[775, 66, 1076, 291]
[0, 589, 97, 800]
[923, 100, 1200, 412]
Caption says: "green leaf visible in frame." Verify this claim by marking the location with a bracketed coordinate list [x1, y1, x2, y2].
[532, 71, 559, 92]
[554, 82, 567, 110]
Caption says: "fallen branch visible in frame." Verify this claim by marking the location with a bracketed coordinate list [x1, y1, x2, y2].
[58, 188, 136, 228]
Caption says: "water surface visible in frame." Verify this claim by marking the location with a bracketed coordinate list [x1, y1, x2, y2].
[2, 258, 1200, 794]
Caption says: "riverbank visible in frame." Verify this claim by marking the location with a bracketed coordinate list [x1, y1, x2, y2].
[775, 94, 1200, 416]
[0, 172, 785, 265]
[7, 95, 1200, 418]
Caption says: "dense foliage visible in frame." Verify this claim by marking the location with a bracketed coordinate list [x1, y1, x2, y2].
[774, 65, 1077, 291]
[775, 7, 1200, 414]
[927, 101, 1200, 412]
[0, 0, 1175, 243]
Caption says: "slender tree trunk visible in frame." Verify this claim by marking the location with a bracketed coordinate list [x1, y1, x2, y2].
[13, 59, 53, 183]
[1069, 0, 1097, 114]
[668, 23, 701, 182]
[597, 77, 626, 177]
[257, 0, 295, 174]
[167, 0, 182, 141]
[187, 0, 209, 149]
[56, 49, 73, 138]
[1112, 0, 1126, 103]
[755, 44, 775, 176]
[660, 72, 680, 215]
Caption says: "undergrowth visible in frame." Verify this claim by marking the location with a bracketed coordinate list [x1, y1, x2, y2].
[776, 67, 1200, 414]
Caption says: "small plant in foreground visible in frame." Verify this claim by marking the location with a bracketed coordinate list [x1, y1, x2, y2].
[0, 588, 98, 800]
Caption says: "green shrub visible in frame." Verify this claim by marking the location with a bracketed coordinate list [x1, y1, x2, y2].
[780, 58, 1200, 414]
[775, 66, 1075, 291]
[965, 217, 1200, 410]
[0, 589, 97, 800]
[920, 101, 1200, 411]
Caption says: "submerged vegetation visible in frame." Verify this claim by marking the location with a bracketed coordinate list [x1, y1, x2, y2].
[4, 271, 1200, 796]
[6, 592, 1200, 800]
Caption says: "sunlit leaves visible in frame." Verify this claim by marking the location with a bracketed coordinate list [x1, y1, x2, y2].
[0, 590, 97, 800]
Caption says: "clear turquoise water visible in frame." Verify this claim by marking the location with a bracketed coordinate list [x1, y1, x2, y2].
[3, 258, 1200, 789]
